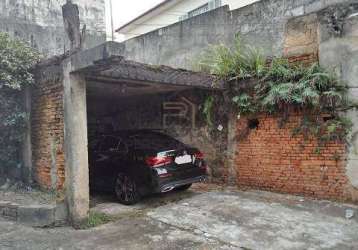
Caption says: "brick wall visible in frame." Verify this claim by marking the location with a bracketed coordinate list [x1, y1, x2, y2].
[235, 113, 351, 200]
[283, 13, 319, 67]
[31, 61, 65, 190]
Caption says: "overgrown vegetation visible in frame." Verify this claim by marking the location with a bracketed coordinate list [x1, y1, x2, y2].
[77, 210, 147, 229]
[197, 37, 353, 149]
[0, 33, 40, 170]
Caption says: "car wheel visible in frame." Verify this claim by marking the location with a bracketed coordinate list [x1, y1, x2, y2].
[175, 184, 192, 191]
[114, 173, 140, 205]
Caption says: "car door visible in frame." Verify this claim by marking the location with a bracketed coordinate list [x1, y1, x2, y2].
[90, 136, 121, 190]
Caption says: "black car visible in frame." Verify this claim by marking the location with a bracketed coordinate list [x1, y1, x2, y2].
[89, 130, 207, 205]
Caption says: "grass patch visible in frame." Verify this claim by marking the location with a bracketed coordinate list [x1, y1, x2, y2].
[77, 210, 147, 230]
[78, 211, 114, 229]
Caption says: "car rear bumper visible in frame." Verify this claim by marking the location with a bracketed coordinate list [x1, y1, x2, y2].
[156, 175, 207, 193]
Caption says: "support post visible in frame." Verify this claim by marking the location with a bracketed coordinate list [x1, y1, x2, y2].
[22, 86, 33, 184]
[63, 58, 89, 226]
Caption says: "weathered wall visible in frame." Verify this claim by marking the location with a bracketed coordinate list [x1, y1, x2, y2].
[233, 4, 358, 201]
[119, 0, 260, 41]
[0, 0, 106, 56]
[279, 3, 358, 199]
[87, 90, 229, 183]
[119, 0, 354, 69]
[318, 4, 358, 199]
[235, 113, 350, 201]
[32, 59, 65, 190]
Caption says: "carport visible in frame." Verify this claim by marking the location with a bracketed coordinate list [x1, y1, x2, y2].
[61, 42, 224, 224]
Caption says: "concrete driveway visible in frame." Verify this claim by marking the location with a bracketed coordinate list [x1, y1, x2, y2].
[1, 187, 358, 250]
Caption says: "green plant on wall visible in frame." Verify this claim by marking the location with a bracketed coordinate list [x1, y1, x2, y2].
[203, 95, 215, 127]
[197, 36, 353, 148]
[198, 37, 266, 80]
[0, 33, 40, 170]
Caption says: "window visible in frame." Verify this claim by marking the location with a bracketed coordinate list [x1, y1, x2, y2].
[208, 0, 222, 10]
[179, 0, 222, 21]
[188, 3, 209, 18]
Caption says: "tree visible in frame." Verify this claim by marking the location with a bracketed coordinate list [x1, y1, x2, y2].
[0, 32, 40, 171]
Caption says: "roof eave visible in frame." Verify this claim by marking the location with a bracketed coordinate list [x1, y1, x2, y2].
[115, 0, 182, 33]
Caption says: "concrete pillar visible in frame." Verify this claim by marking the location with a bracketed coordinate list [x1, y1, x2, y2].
[62, 58, 89, 225]
[22, 86, 33, 184]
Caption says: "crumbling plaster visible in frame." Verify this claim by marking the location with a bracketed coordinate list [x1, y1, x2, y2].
[319, 10, 358, 189]
[0, 0, 106, 56]
[119, 0, 356, 69]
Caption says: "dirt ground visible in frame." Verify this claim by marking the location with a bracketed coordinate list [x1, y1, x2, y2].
[1, 184, 358, 250]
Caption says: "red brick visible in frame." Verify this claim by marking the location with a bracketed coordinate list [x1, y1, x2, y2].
[235, 112, 350, 201]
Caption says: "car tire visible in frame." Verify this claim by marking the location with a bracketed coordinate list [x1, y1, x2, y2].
[175, 184, 192, 191]
[114, 173, 140, 205]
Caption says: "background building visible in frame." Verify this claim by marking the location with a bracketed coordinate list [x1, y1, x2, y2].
[0, 0, 106, 56]
[116, 0, 260, 41]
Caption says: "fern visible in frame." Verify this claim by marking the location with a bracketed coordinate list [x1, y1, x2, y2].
[232, 93, 256, 114]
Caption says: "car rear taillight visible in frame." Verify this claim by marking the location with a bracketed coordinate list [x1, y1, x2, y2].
[194, 151, 206, 170]
[146, 156, 173, 167]
[194, 151, 204, 159]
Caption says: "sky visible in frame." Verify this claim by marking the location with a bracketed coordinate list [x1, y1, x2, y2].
[105, 0, 165, 40]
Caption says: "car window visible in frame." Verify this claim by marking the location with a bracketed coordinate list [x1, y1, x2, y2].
[100, 136, 120, 152]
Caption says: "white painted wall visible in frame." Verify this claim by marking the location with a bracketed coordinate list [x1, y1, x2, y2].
[118, 0, 260, 41]
[226, 0, 260, 9]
